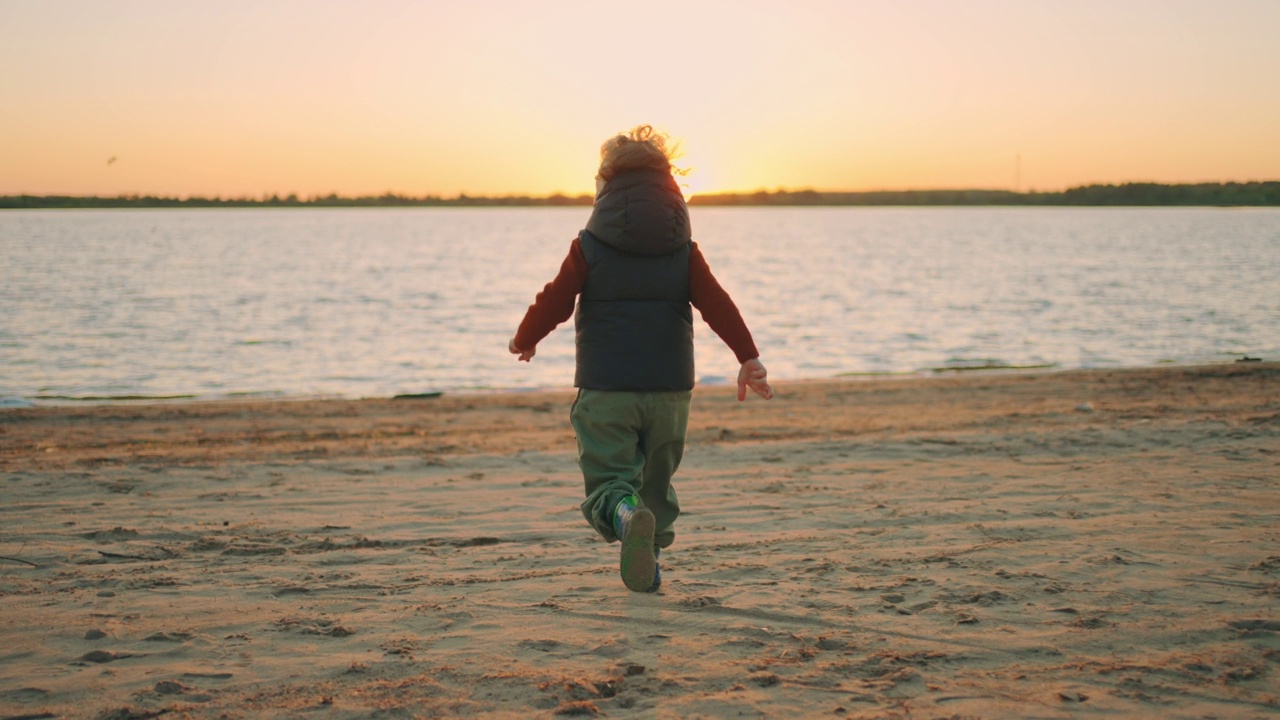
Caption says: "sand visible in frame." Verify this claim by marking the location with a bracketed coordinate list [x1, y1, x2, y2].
[1, 363, 1278, 719]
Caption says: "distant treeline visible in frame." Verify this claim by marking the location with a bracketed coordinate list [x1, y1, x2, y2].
[3, 181, 1278, 209]
[0, 192, 594, 209]
[688, 181, 1280, 207]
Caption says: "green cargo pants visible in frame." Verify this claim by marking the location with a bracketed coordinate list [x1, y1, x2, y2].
[570, 388, 691, 549]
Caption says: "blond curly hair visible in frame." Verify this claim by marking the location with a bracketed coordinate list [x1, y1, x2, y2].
[597, 125, 682, 181]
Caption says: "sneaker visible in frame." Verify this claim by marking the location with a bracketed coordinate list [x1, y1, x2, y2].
[648, 547, 662, 593]
[612, 495, 656, 593]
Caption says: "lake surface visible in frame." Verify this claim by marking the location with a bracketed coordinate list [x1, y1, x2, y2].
[2, 206, 1277, 403]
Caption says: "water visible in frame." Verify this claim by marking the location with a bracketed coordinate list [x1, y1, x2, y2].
[2, 206, 1277, 403]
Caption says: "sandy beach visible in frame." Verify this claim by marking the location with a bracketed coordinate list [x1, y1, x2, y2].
[1, 363, 1277, 719]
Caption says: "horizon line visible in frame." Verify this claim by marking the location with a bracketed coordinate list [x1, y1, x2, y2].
[4, 181, 1279, 209]
[5, 178, 1280, 203]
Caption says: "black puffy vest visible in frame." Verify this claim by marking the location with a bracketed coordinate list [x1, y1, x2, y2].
[574, 168, 694, 391]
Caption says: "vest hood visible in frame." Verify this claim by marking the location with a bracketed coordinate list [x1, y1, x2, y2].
[583, 168, 691, 256]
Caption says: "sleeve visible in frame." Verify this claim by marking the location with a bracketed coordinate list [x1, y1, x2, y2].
[688, 242, 760, 364]
[513, 238, 587, 351]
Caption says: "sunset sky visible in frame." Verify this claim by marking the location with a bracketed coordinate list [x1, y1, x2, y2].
[3, 0, 1278, 198]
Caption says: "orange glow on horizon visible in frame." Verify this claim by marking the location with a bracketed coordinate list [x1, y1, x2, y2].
[1, 1, 1277, 198]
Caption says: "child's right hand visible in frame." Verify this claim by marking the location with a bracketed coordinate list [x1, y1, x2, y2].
[509, 338, 536, 362]
[737, 358, 774, 401]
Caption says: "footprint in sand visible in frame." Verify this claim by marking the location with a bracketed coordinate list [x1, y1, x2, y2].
[79, 650, 134, 663]
[144, 631, 193, 642]
[1, 687, 50, 702]
[155, 680, 214, 703]
[1227, 618, 1280, 632]
[518, 639, 562, 652]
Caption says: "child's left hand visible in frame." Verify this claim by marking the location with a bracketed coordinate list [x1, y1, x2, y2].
[509, 338, 536, 362]
[737, 358, 774, 401]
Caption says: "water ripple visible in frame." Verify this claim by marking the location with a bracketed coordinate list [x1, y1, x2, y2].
[2, 206, 1277, 401]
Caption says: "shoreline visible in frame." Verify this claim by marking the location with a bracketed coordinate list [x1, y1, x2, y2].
[5, 357, 1269, 410]
[2, 361, 1277, 718]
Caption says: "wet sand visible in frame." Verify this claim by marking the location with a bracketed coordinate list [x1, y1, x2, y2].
[1, 363, 1278, 719]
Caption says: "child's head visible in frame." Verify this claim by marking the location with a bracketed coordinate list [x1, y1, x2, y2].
[597, 125, 679, 183]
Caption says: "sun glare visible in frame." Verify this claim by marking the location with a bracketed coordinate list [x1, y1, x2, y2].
[667, 138, 710, 199]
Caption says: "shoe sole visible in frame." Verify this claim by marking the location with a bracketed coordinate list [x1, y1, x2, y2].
[619, 508, 656, 592]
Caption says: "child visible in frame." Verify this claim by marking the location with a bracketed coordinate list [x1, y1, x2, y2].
[509, 126, 773, 593]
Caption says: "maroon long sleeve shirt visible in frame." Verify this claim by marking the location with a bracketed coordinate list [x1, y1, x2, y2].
[514, 238, 760, 364]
